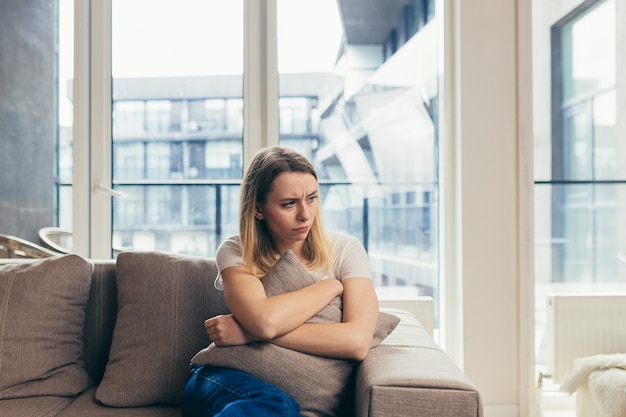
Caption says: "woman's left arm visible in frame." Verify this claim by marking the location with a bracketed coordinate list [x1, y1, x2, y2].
[269, 277, 380, 361]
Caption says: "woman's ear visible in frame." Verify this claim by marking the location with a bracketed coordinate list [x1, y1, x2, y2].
[254, 204, 264, 220]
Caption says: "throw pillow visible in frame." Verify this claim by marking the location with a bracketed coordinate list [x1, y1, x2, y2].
[95, 251, 227, 407]
[0, 254, 93, 399]
[191, 250, 400, 417]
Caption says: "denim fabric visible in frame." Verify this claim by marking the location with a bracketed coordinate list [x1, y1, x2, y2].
[182, 365, 302, 417]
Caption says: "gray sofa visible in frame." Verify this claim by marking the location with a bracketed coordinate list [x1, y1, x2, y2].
[0, 252, 483, 417]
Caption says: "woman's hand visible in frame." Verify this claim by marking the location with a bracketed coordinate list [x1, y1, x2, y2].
[270, 277, 379, 361]
[204, 314, 258, 346]
[222, 265, 344, 340]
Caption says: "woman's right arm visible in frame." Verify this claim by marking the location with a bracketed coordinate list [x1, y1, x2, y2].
[220, 265, 343, 341]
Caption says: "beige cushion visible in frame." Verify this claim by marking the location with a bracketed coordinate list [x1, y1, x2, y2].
[191, 250, 399, 417]
[0, 254, 93, 399]
[95, 251, 224, 407]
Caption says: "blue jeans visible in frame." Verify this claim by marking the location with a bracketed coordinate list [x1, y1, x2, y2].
[181, 365, 302, 417]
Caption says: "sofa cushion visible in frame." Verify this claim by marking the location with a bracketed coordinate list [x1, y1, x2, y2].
[56, 388, 182, 417]
[191, 250, 399, 417]
[0, 395, 73, 416]
[0, 254, 93, 399]
[95, 251, 226, 407]
[80, 260, 117, 382]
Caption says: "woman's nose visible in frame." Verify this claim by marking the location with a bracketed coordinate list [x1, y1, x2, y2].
[296, 203, 310, 220]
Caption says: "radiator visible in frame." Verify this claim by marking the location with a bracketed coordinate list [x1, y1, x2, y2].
[546, 293, 626, 384]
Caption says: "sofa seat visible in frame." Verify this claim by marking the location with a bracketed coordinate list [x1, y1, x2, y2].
[0, 389, 180, 417]
[56, 388, 180, 417]
[0, 395, 74, 417]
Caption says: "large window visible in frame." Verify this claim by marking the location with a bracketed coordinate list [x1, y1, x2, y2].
[534, 0, 625, 409]
[51, 0, 443, 330]
[276, 0, 440, 315]
[535, 0, 620, 309]
[549, 0, 619, 284]
[109, 0, 244, 256]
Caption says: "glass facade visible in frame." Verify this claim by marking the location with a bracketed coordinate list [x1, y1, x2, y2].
[110, 93, 244, 255]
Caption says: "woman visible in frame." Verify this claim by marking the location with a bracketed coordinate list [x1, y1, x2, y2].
[182, 146, 379, 417]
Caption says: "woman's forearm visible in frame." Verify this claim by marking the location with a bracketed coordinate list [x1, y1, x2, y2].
[227, 278, 343, 340]
[270, 321, 374, 361]
[269, 278, 380, 361]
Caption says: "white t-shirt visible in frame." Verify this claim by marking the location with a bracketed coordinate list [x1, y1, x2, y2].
[213, 231, 372, 290]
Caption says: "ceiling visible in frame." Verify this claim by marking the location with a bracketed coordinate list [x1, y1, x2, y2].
[336, 0, 413, 44]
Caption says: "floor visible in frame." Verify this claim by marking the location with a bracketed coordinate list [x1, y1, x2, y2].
[539, 385, 576, 417]
[534, 300, 577, 417]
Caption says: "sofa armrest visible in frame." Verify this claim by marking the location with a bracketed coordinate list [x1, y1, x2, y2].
[355, 309, 483, 417]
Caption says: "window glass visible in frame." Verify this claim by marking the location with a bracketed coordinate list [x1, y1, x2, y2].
[113, 101, 146, 136]
[561, 0, 615, 102]
[592, 89, 617, 180]
[111, 0, 244, 257]
[55, 0, 74, 231]
[543, 0, 619, 286]
[563, 104, 590, 181]
[534, 0, 624, 405]
[277, 0, 441, 332]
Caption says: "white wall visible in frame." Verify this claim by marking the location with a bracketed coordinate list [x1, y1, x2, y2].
[447, 0, 537, 415]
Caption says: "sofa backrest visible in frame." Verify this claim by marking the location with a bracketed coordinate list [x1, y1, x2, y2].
[83, 257, 228, 383]
[82, 260, 117, 382]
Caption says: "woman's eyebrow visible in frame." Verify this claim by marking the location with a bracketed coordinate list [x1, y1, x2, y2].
[278, 191, 317, 201]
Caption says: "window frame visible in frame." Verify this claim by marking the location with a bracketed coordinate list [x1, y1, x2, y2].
[544, 0, 620, 284]
[73, 0, 278, 258]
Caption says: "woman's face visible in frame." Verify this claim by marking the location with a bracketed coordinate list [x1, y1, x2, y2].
[256, 171, 318, 253]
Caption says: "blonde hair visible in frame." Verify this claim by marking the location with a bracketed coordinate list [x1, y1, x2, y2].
[239, 146, 333, 277]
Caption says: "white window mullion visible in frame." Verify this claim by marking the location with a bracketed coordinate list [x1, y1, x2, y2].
[243, 0, 279, 169]
[439, 0, 463, 365]
[89, 0, 113, 258]
[72, 0, 90, 257]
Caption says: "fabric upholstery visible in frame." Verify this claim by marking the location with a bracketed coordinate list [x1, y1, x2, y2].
[355, 309, 484, 417]
[95, 251, 226, 407]
[0, 255, 93, 399]
[0, 256, 484, 417]
[57, 388, 181, 417]
[81, 260, 117, 382]
[191, 250, 399, 417]
[0, 395, 73, 417]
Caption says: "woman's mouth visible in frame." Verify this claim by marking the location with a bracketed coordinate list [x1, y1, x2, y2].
[294, 226, 310, 234]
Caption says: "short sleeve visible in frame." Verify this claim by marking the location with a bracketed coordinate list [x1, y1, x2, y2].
[214, 236, 244, 290]
[329, 232, 372, 281]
